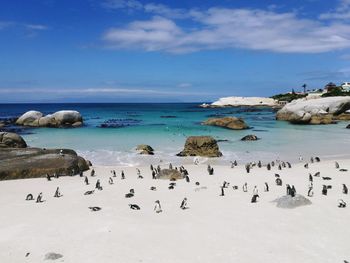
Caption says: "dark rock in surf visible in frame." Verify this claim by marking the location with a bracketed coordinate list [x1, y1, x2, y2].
[241, 134, 259, 141]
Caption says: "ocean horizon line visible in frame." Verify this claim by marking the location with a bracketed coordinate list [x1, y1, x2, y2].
[0, 101, 211, 105]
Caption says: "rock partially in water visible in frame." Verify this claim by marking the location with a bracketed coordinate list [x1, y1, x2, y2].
[0, 132, 27, 148]
[273, 194, 312, 209]
[346, 124, 350, 129]
[136, 144, 154, 155]
[44, 252, 63, 260]
[202, 117, 249, 130]
[241, 134, 259, 141]
[177, 136, 222, 157]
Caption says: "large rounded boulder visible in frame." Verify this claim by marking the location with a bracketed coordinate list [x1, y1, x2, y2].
[177, 136, 222, 157]
[0, 148, 90, 180]
[202, 117, 249, 130]
[52, 111, 82, 127]
[16, 111, 43, 127]
[0, 132, 27, 148]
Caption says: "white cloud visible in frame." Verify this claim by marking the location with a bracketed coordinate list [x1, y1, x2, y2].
[0, 21, 14, 30]
[177, 83, 192, 88]
[103, 16, 185, 52]
[0, 87, 208, 96]
[144, 3, 189, 19]
[102, 6, 350, 54]
[0, 21, 48, 33]
[320, 0, 350, 20]
[25, 24, 48, 30]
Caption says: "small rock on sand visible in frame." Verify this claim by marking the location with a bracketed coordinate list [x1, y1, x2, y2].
[273, 194, 312, 209]
[44, 252, 63, 260]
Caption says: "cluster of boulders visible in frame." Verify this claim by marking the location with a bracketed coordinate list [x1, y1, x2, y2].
[276, 97, 350, 124]
[0, 132, 90, 180]
[202, 116, 249, 130]
[16, 110, 83, 128]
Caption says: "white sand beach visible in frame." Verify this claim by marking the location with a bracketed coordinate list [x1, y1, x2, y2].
[0, 158, 350, 263]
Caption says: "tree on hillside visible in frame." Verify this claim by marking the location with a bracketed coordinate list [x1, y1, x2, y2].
[302, 84, 307, 94]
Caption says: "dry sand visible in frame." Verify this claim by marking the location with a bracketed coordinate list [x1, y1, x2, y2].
[0, 158, 349, 263]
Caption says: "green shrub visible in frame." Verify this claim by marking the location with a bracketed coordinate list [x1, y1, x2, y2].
[271, 93, 307, 102]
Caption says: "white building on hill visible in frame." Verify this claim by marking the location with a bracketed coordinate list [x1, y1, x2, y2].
[341, 82, 350, 92]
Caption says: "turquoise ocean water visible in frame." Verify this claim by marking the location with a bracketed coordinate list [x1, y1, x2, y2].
[1, 103, 350, 166]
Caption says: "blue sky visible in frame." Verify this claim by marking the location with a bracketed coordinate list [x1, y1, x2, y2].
[0, 0, 350, 102]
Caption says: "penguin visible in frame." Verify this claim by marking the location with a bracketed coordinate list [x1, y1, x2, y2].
[36, 193, 43, 203]
[307, 186, 314, 197]
[343, 184, 348, 194]
[322, 185, 328, 195]
[243, 182, 248, 192]
[286, 184, 291, 195]
[264, 182, 269, 192]
[335, 161, 340, 169]
[251, 194, 259, 203]
[245, 164, 250, 173]
[129, 204, 141, 210]
[275, 178, 282, 186]
[84, 176, 89, 185]
[108, 177, 114, 185]
[220, 186, 225, 196]
[25, 194, 34, 200]
[125, 193, 134, 198]
[54, 187, 61, 198]
[258, 161, 262, 168]
[180, 198, 188, 209]
[267, 163, 271, 171]
[154, 200, 162, 213]
[338, 199, 346, 208]
[89, 206, 101, 212]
